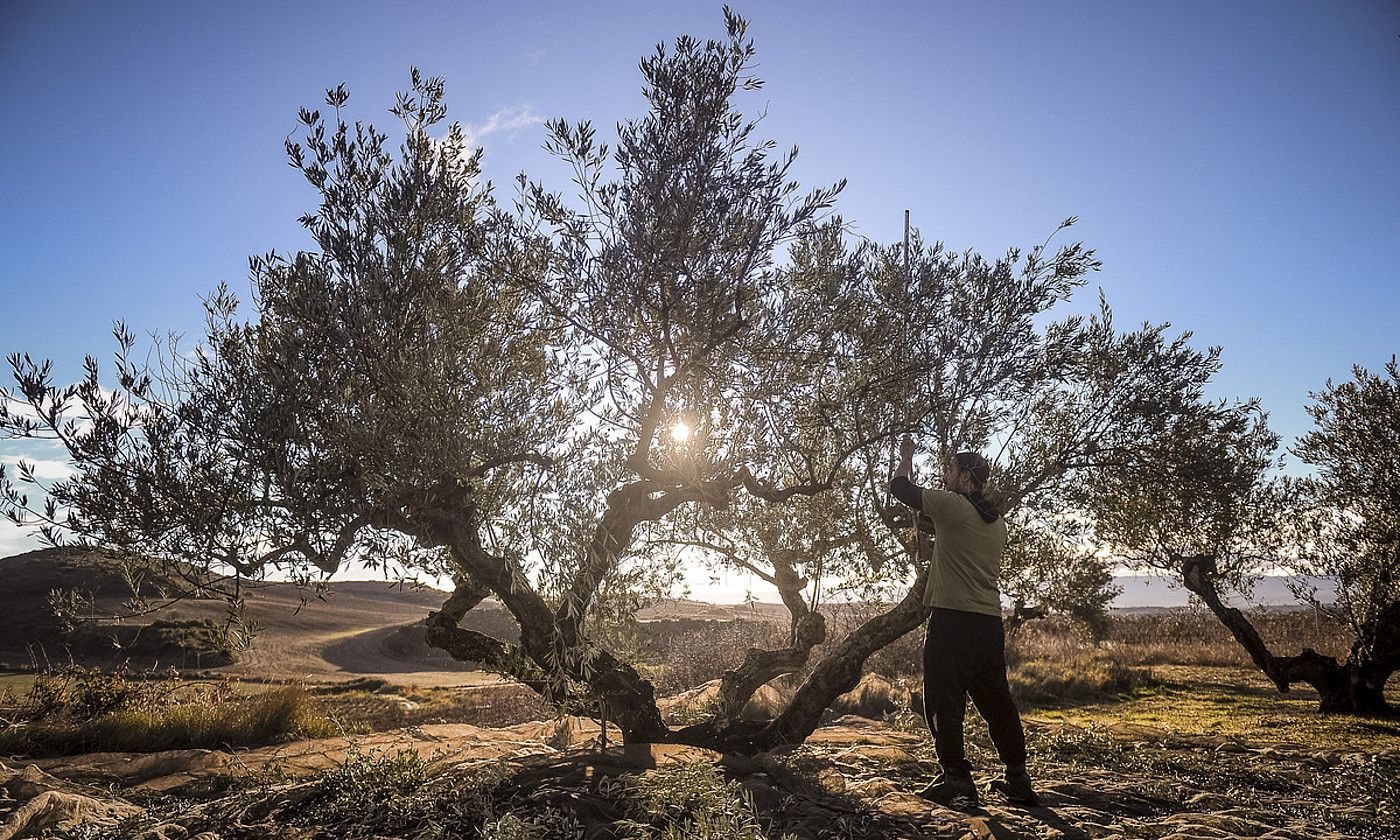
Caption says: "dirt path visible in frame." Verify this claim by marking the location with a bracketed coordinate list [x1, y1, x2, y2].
[115, 583, 504, 687]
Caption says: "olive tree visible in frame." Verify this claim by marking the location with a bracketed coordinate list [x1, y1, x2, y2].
[631, 218, 1241, 749]
[3, 12, 842, 746]
[644, 210, 1118, 748]
[1084, 359, 1397, 715]
[2, 11, 1254, 749]
[1288, 360, 1400, 714]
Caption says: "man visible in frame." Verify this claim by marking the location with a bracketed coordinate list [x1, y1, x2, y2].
[890, 434, 1037, 807]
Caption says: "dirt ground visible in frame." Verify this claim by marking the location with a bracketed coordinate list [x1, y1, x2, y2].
[5, 709, 1395, 839]
[3, 549, 1395, 837]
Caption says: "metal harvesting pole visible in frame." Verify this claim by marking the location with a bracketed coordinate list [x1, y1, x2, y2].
[903, 210, 920, 558]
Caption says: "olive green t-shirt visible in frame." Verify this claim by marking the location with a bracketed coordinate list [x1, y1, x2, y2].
[919, 487, 1007, 616]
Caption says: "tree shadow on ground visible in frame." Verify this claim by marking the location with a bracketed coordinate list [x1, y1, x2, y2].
[490, 740, 1193, 840]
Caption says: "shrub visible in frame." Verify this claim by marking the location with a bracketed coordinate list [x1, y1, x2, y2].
[63, 617, 238, 668]
[299, 745, 503, 839]
[143, 617, 238, 664]
[651, 619, 789, 697]
[604, 762, 790, 840]
[5, 666, 166, 724]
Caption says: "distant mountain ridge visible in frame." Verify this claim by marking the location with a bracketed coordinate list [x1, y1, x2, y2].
[1108, 574, 1335, 609]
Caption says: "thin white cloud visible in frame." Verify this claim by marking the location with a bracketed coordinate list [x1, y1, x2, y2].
[0, 519, 43, 559]
[0, 455, 74, 482]
[0, 395, 42, 425]
[459, 106, 540, 153]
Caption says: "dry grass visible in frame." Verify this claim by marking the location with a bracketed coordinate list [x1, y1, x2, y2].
[314, 680, 555, 731]
[1100, 608, 1354, 666]
[651, 607, 1358, 713]
[648, 607, 1366, 723]
[5, 607, 1355, 756]
[651, 609, 1157, 714]
[838, 608, 1357, 708]
[0, 667, 335, 756]
[2, 686, 334, 756]
[1006, 654, 1152, 706]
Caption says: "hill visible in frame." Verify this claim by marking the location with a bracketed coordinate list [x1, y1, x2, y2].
[0, 549, 791, 686]
[0, 548, 499, 684]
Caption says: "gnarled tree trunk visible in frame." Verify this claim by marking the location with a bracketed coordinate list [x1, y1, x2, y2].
[755, 562, 931, 749]
[713, 553, 826, 722]
[425, 571, 672, 742]
[675, 562, 932, 752]
[385, 480, 674, 743]
[1181, 555, 1396, 716]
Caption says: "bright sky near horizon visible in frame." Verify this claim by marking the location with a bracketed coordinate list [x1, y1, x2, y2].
[1, 2, 1397, 599]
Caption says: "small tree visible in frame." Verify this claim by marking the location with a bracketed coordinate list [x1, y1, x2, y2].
[1088, 364, 1397, 716]
[1289, 359, 1400, 714]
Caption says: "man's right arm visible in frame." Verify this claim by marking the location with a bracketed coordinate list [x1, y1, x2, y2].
[889, 475, 924, 512]
[890, 434, 924, 512]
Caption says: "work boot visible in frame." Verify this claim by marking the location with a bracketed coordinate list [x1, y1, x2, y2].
[916, 768, 979, 807]
[989, 768, 1039, 806]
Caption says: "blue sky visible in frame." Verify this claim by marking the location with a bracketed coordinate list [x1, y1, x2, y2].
[1, 2, 1397, 592]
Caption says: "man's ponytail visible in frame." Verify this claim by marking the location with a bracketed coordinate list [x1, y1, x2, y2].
[955, 451, 999, 523]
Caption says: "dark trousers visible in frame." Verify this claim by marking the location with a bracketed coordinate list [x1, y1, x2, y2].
[922, 607, 1027, 773]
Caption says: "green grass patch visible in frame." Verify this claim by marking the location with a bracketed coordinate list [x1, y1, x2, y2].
[1027, 664, 1400, 752]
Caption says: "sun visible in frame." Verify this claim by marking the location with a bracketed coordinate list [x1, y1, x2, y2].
[671, 421, 691, 442]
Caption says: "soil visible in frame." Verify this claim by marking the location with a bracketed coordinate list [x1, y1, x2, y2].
[5, 714, 1394, 839]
